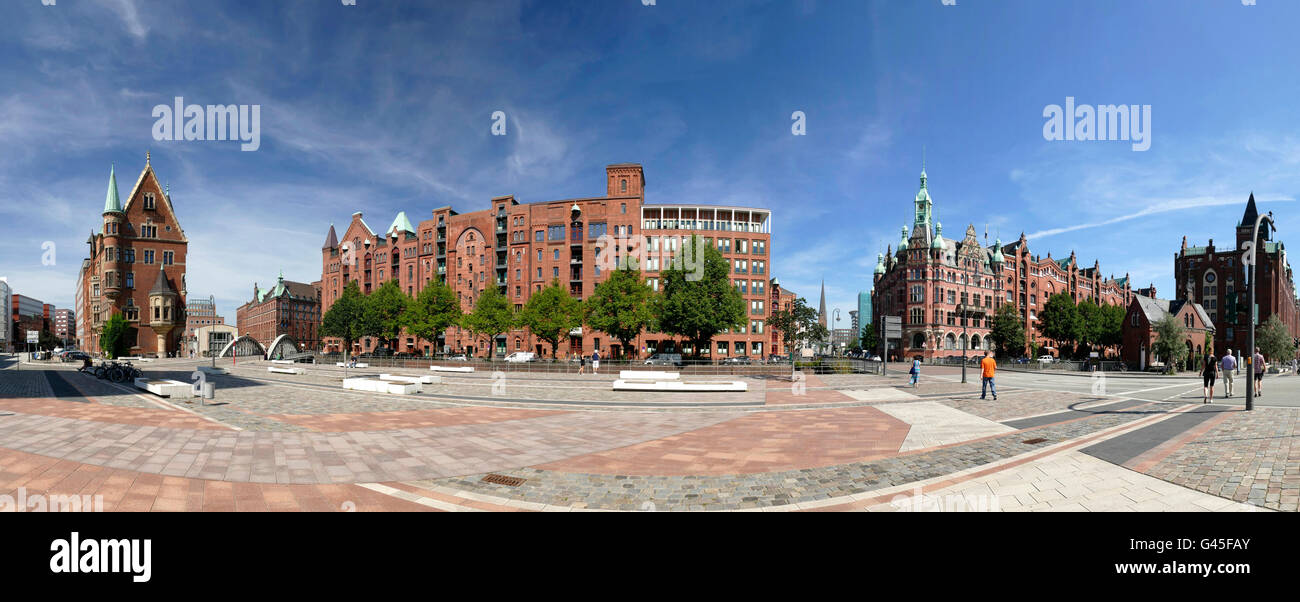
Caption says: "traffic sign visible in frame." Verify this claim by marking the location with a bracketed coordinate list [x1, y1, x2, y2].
[26, 330, 38, 344]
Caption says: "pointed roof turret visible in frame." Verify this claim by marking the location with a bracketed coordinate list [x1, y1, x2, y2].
[387, 211, 415, 237]
[149, 264, 176, 296]
[874, 253, 886, 275]
[323, 224, 339, 249]
[103, 165, 123, 214]
[991, 239, 1005, 264]
[818, 279, 827, 326]
[899, 225, 910, 250]
[931, 222, 945, 250]
[1241, 192, 1259, 227]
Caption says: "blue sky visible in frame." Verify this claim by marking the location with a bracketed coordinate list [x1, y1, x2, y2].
[1, 0, 1298, 330]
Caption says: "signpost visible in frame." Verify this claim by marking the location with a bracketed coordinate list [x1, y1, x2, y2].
[881, 316, 902, 375]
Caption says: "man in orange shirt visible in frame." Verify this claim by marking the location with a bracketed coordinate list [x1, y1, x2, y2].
[979, 350, 998, 400]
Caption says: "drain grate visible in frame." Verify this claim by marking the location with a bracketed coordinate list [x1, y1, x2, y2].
[1022, 438, 1048, 445]
[481, 474, 526, 487]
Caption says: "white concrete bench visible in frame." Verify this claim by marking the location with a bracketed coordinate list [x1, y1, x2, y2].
[430, 365, 474, 373]
[381, 374, 441, 385]
[270, 359, 295, 365]
[612, 379, 747, 392]
[619, 370, 680, 381]
[337, 362, 370, 368]
[343, 377, 421, 395]
[134, 378, 194, 398]
[268, 366, 305, 375]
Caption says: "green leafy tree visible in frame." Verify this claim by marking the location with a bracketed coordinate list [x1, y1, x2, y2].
[859, 323, 879, 355]
[651, 234, 746, 359]
[320, 280, 365, 361]
[99, 313, 131, 359]
[767, 296, 827, 376]
[1152, 314, 1188, 374]
[585, 267, 654, 359]
[520, 280, 585, 359]
[403, 280, 461, 356]
[1039, 292, 1081, 354]
[989, 303, 1025, 358]
[360, 280, 409, 352]
[460, 286, 515, 359]
[1257, 314, 1294, 366]
[38, 330, 61, 351]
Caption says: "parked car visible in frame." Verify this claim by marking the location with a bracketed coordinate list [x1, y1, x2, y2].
[722, 355, 752, 365]
[504, 351, 537, 363]
[645, 353, 684, 367]
[1037, 355, 1055, 364]
[447, 354, 469, 362]
[766, 354, 789, 364]
[61, 351, 91, 363]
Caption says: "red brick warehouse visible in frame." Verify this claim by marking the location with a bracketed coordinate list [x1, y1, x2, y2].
[77, 155, 188, 357]
[320, 163, 778, 360]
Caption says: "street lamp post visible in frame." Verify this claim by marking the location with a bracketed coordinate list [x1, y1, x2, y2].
[1245, 210, 1276, 412]
[960, 257, 971, 384]
[832, 308, 841, 356]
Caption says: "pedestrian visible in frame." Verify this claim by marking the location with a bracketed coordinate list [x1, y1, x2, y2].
[908, 356, 921, 388]
[591, 350, 600, 375]
[1221, 348, 1236, 398]
[1201, 350, 1218, 404]
[1253, 347, 1265, 397]
[578, 352, 586, 375]
[979, 350, 997, 400]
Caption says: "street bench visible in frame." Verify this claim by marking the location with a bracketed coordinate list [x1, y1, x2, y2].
[612, 379, 747, 392]
[342, 377, 421, 395]
[430, 365, 474, 373]
[618, 370, 680, 381]
[134, 378, 194, 398]
[270, 359, 295, 365]
[337, 362, 370, 368]
[268, 366, 306, 375]
[380, 374, 441, 385]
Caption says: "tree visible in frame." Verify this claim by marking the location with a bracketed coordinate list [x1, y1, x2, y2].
[38, 330, 61, 351]
[360, 280, 409, 351]
[859, 323, 878, 355]
[99, 313, 131, 359]
[519, 280, 585, 359]
[584, 267, 654, 359]
[320, 280, 365, 360]
[403, 280, 461, 356]
[767, 296, 827, 375]
[460, 286, 515, 359]
[1039, 292, 1080, 354]
[1152, 314, 1188, 374]
[651, 234, 746, 359]
[989, 303, 1025, 358]
[1256, 314, 1294, 365]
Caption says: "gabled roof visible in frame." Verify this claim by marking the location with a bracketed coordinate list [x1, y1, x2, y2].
[387, 211, 415, 237]
[1240, 193, 1259, 228]
[1133, 295, 1214, 331]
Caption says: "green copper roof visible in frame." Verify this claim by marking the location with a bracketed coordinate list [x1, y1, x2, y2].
[931, 222, 945, 249]
[1184, 246, 1208, 256]
[874, 253, 886, 275]
[387, 211, 415, 236]
[103, 165, 123, 214]
[991, 239, 1005, 263]
[898, 225, 909, 250]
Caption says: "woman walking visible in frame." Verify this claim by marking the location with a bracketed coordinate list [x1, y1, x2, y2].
[1201, 351, 1219, 404]
[577, 352, 586, 375]
[908, 356, 921, 388]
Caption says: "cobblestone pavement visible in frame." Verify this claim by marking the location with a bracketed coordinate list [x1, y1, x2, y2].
[0, 362, 1294, 512]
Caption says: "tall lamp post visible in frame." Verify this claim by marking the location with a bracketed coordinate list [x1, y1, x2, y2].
[1245, 210, 1276, 412]
[832, 308, 841, 356]
[960, 255, 971, 384]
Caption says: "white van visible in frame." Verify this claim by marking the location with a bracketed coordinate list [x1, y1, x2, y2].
[504, 351, 537, 363]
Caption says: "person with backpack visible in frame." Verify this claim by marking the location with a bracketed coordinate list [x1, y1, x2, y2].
[908, 356, 921, 388]
[1220, 348, 1236, 398]
[1254, 348, 1266, 397]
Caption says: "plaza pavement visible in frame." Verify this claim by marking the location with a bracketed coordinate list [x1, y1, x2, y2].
[0, 354, 1294, 512]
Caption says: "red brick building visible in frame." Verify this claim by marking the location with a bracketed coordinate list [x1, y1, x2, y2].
[872, 166, 1133, 360]
[235, 273, 321, 353]
[1121, 295, 1214, 371]
[76, 156, 188, 357]
[1174, 194, 1299, 359]
[320, 163, 774, 359]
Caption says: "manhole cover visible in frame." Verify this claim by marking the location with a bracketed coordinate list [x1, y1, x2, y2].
[481, 474, 526, 487]
[1022, 438, 1048, 445]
